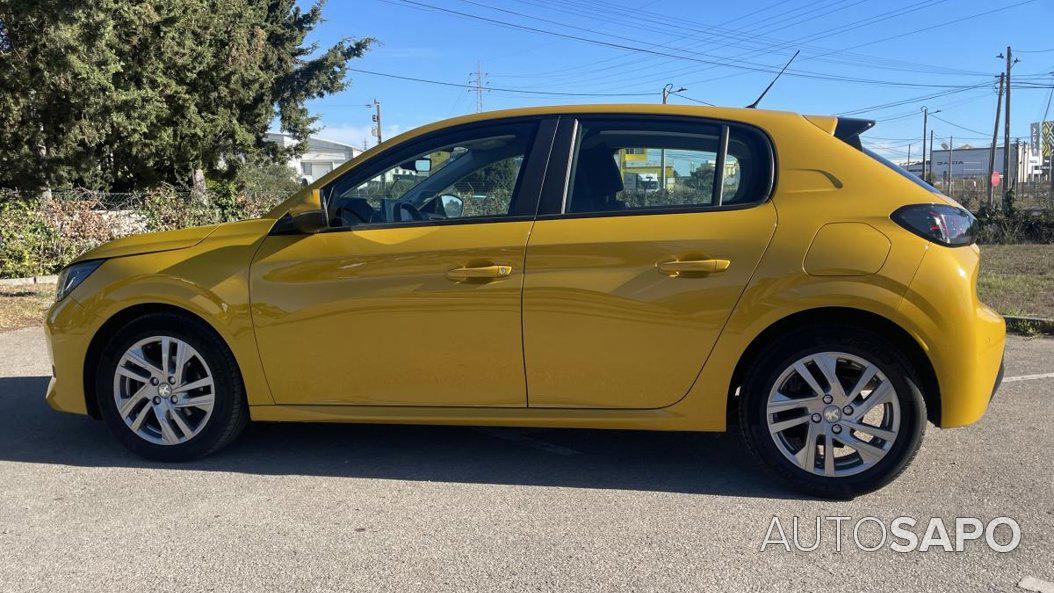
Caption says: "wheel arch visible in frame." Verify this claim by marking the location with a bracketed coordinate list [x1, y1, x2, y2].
[727, 306, 941, 426]
[82, 303, 240, 419]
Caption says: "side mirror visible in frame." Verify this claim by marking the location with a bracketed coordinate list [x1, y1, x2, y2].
[272, 209, 327, 235]
[440, 194, 464, 218]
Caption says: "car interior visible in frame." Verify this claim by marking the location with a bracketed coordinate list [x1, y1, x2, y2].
[324, 134, 529, 228]
[569, 126, 767, 214]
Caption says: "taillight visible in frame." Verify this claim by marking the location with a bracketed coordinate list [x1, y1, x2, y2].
[891, 204, 977, 247]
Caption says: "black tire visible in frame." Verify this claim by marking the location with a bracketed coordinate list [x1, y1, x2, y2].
[738, 326, 927, 499]
[95, 312, 248, 461]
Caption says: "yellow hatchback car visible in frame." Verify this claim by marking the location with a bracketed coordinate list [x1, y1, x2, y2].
[45, 105, 1005, 498]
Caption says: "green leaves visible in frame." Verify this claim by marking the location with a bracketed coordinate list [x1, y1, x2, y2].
[0, 0, 370, 192]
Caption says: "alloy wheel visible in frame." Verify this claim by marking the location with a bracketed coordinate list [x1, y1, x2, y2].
[765, 351, 901, 477]
[112, 335, 215, 445]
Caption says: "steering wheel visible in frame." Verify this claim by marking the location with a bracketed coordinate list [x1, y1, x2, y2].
[393, 201, 424, 222]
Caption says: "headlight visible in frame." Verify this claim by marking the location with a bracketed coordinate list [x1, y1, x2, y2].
[891, 204, 977, 247]
[55, 259, 105, 302]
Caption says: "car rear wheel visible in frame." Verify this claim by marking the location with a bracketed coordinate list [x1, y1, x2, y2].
[738, 327, 927, 499]
[95, 312, 248, 461]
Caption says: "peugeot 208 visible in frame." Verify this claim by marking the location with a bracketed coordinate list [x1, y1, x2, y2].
[45, 106, 1005, 498]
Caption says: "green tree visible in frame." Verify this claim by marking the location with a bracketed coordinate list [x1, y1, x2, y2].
[683, 164, 716, 192]
[454, 157, 520, 196]
[0, 0, 370, 195]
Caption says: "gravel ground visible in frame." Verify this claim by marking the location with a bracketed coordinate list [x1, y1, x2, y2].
[0, 328, 1051, 592]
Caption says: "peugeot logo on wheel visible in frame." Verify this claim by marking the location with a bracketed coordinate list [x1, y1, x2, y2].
[823, 406, 842, 423]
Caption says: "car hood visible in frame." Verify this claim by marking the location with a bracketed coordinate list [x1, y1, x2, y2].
[75, 224, 221, 263]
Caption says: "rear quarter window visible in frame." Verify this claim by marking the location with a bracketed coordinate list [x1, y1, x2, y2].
[862, 147, 939, 194]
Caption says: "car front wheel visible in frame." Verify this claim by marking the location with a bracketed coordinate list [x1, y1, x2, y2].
[738, 327, 927, 499]
[95, 312, 248, 461]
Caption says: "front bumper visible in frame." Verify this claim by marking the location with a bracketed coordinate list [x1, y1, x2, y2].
[44, 295, 95, 416]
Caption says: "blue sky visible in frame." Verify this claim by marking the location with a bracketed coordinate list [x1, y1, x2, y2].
[296, 0, 1054, 162]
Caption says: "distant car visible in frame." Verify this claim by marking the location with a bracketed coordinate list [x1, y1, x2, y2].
[45, 105, 1004, 498]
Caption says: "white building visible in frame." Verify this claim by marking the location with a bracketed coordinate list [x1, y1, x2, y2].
[905, 142, 1042, 183]
[265, 133, 363, 185]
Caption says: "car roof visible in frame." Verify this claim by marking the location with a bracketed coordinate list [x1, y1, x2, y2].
[307, 104, 823, 192]
[412, 103, 802, 134]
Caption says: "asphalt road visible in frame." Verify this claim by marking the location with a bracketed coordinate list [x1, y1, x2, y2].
[1, 327, 1051, 592]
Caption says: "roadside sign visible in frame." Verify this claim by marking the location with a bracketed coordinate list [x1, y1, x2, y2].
[990, 171, 1001, 187]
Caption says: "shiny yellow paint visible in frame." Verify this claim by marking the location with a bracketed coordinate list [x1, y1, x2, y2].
[45, 104, 1004, 432]
[45, 219, 277, 414]
[250, 221, 532, 407]
[521, 204, 776, 408]
[804, 222, 891, 276]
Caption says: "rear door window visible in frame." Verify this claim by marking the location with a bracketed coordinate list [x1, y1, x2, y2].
[563, 118, 773, 215]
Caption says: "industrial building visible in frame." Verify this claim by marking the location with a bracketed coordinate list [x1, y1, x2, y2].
[904, 141, 1043, 183]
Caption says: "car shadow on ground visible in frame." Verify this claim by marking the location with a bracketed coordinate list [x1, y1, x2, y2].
[0, 376, 798, 499]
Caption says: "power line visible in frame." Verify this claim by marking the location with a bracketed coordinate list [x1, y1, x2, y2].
[347, 67, 656, 97]
[827, 0, 1036, 55]
[677, 0, 1034, 92]
[526, 0, 995, 95]
[487, 0, 870, 83]
[380, 0, 998, 89]
[670, 92, 715, 106]
[677, 0, 952, 80]
[493, 0, 986, 84]
[838, 83, 990, 116]
[552, 0, 986, 77]
[515, 0, 1008, 95]
[930, 114, 989, 136]
[517, 0, 973, 95]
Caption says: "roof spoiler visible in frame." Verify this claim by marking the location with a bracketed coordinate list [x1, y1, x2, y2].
[833, 117, 876, 150]
[803, 115, 876, 150]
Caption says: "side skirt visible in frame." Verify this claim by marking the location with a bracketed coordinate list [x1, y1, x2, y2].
[249, 404, 716, 432]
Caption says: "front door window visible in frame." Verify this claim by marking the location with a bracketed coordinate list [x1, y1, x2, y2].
[325, 126, 535, 227]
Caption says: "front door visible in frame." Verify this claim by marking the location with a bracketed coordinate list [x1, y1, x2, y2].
[523, 116, 777, 408]
[251, 118, 555, 406]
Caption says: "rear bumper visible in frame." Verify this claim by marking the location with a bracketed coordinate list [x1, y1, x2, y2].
[897, 244, 1006, 428]
[991, 358, 1005, 402]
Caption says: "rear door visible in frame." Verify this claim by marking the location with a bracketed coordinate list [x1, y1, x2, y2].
[522, 115, 777, 408]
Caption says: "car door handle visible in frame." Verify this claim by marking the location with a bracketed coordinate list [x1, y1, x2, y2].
[658, 258, 731, 276]
[446, 265, 513, 281]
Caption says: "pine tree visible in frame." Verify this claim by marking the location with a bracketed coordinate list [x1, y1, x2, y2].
[0, 0, 370, 194]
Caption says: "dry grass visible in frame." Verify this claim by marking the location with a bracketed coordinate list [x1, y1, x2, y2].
[978, 244, 1054, 319]
[0, 283, 55, 332]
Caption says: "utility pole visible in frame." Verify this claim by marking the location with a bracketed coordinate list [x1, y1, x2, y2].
[366, 99, 382, 145]
[661, 83, 685, 104]
[1045, 144, 1054, 204]
[999, 47, 1019, 200]
[470, 62, 488, 113]
[987, 73, 1005, 211]
[948, 135, 954, 195]
[921, 108, 927, 178]
[928, 130, 935, 183]
[921, 106, 939, 182]
[660, 84, 686, 192]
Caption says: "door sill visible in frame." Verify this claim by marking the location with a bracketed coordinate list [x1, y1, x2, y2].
[249, 403, 711, 431]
